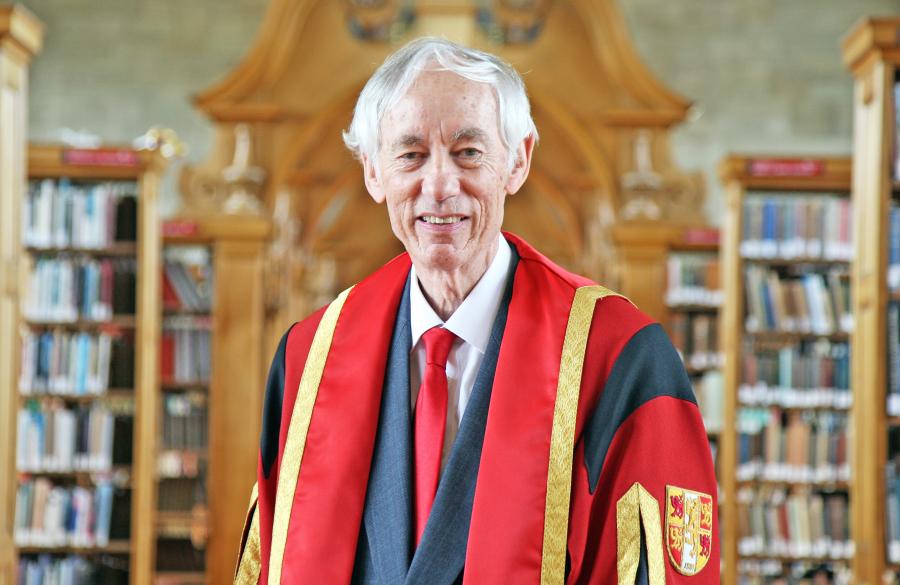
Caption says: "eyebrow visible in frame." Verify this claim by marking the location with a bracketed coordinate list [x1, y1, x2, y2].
[391, 135, 424, 151]
[450, 128, 489, 143]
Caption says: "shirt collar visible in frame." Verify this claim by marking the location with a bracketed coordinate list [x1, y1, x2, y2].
[409, 234, 512, 354]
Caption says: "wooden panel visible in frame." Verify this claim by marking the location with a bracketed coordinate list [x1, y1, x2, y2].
[0, 9, 42, 585]
[848, 57, 892, 585]
[208, 234, 268, 585]
[718, 180, 744, 585]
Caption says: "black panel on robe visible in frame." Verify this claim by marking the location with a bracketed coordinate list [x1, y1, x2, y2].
[261, 324, 295, 479]
[582, 323, 697, 494]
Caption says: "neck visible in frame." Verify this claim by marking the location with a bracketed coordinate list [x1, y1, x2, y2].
[415, 239, 499, 321]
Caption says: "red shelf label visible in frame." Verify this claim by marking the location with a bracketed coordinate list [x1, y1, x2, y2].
[162, 220, 199, 238]
[62, 149, 139, 167]
[747, 159, 825, 177]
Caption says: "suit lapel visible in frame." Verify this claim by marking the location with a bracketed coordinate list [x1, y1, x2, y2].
[363, 275, 414, 584]
[405, 250, 518, 585]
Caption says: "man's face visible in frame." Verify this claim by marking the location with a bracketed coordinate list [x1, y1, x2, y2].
[362, 70, 533, 275]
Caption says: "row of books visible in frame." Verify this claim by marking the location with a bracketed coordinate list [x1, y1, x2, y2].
[885, 426, 900, 563]
[156, 538, 205, 573]
[665, 255, 722, 307]
[161, 394, 208, 451]
[887, 302, 900, 416]
[23, 257, 136, 323]
[737, 487, 852, 561]
[739, 340, 851, 410]
[19, 331, 135, 396]
[161, 317, 211, 384]
[736, 409, 849, 484]
[17, 555, 128, 585]
[16, 401, 132, 473]
[669, 313, 722, 371]
[737, 561, 849, 585]
[889, 207, 900, 290]
[14, 478, 130, 547]
[162, 248, 213, 312]
[158, 476, 206, 513]
[23, 179, 138, 250]
[740, 195, 853, 261]
[744, 266, 852, 335]
[694, 370, 724, 433]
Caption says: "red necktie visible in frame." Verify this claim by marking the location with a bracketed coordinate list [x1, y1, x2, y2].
[414, 326, 456, 545]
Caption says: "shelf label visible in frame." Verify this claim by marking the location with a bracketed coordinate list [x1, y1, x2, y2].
[747, 159, 825, 177]
[62, 149, 139, 167]
[162, 220, 199, 238]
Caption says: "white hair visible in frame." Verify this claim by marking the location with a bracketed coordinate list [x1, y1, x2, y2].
[342, 36, 538, 169]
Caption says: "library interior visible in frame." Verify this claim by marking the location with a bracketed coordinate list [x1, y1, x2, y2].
[2, 0, 900, 584]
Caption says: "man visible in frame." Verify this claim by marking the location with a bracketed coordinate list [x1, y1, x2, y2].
[235, 37, 718, 584]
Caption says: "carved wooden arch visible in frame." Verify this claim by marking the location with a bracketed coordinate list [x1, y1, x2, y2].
[185, 0, 706, 342]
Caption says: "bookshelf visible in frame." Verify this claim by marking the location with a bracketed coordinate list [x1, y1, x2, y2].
[718, 155, 853, 585]
[664, 228, 724, 480]
[1, 144, 165, 585]
[157, 214, 269, 585]
[843, 18, 900, 585]
[0, 6, 42, 583]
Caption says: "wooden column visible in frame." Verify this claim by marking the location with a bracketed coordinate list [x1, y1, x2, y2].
[612, 221, 681, 324]
[206, 216, 270, 585]
[842, 18, 900, 585]
[0, 6, 42, 585]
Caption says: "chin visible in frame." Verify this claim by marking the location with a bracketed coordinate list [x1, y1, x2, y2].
[417, 249, 465, 274]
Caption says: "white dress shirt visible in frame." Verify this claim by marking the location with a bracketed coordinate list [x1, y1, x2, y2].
[410, 235, 513, 470]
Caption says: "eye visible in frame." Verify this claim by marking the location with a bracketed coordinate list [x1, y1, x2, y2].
[399, 152, 423, 161]
[458, 148, 481, 158]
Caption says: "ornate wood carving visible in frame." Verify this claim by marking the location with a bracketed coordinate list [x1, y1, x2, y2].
[185, 0, 707, 351]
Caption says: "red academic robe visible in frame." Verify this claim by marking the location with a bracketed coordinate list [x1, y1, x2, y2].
[236, 232, 719, 584]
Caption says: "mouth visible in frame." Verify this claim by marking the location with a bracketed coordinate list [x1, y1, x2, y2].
[417, 214, 468, 226]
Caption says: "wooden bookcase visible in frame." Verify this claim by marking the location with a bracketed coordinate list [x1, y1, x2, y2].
[843, 18, 900, 585]
[663, 229, 724, 477]
[718, 155, 853, 585]
[0, 144, 165, 585]
[156, 214, 269, 585]
[0, 6, 42, 584]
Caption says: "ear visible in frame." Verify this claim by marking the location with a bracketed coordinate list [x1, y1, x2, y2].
[362, 153, 386, 204]
[505, 134, 536, 195]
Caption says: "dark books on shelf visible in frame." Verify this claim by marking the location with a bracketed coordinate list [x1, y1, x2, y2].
[739, 340, 851, 410]
[669, 313, 722, 371]
[736, 409, 849, 485]
[23, 179, 138, 250]
[160, 317, 211, 384]
[665, 254, 722, 307]
[737, 486, 851, 561]
[744, 266, 852, 335]
[14, 479, 131, 548]
[17, 554, 129, 585]
[162, 248, 213, 312]
[741, 195, 852, 261]
[16, 400, 133, 473]
[23, 257, 137, 322]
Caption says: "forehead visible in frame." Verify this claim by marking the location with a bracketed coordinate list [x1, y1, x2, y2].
[381, 70, 501, 143]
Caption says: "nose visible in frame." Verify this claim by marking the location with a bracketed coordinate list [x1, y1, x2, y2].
[420, 151, 460, 202]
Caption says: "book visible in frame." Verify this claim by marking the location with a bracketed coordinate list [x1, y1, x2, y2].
[22, 179, 138, 250]
[743, 267, 851, 335]
[14, 478, 130, 548]
[738, 340, 851, 410]
[740, 194, 853, 262]
[665, 254, 723, 307]
[737, 486, 851, 561]
[22, 257, 136, 323]
[736, 408, 849, 484]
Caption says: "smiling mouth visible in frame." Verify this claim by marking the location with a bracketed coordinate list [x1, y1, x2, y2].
[419, 215, 467, 224]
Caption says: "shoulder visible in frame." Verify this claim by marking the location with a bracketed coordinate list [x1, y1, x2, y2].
[505, 231, 655, 342]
